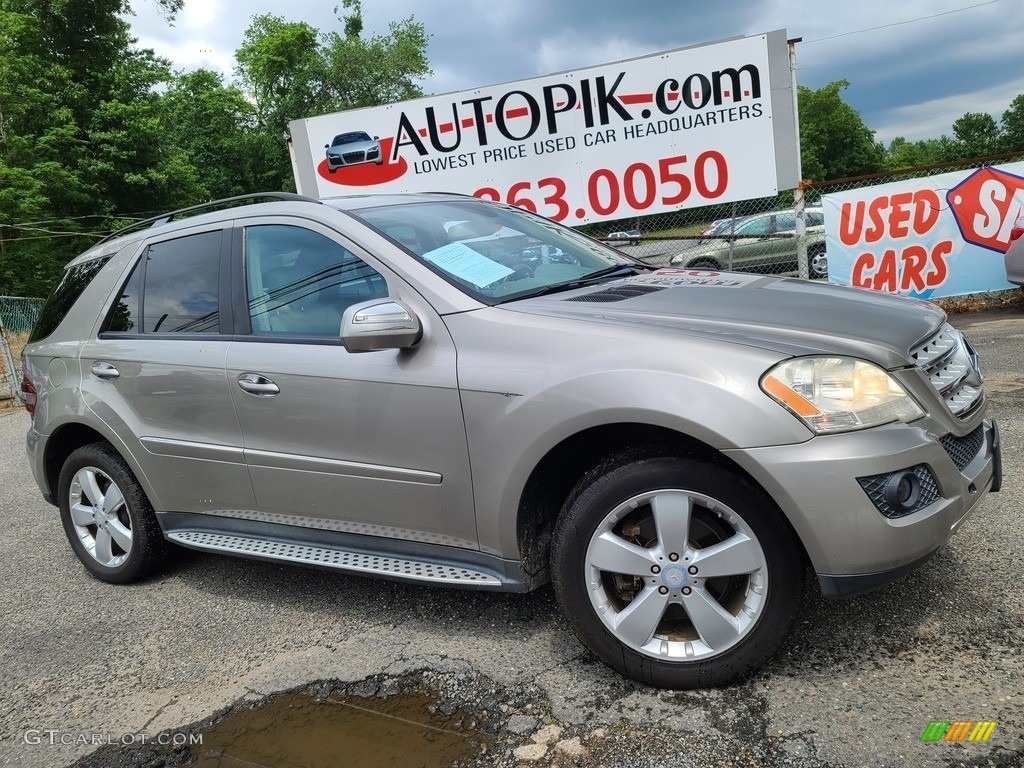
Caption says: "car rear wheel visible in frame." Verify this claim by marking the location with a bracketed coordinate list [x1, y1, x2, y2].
[551, 455, 803, 689]
[689, 258, 721, 270]
[58, 442, 170, 584]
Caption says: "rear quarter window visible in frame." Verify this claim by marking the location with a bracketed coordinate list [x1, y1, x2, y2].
[28, 256, 111, 342]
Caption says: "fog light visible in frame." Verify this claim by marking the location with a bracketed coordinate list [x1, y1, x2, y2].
[857, 465, 940, 519]
[883, 471, 920, 512]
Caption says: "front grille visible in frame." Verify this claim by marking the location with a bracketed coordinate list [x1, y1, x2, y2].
[343, 151, 364, 163]
[910, 324, 984, 419]
[940, 424, 985, 471]
[565, 285, 665, 302]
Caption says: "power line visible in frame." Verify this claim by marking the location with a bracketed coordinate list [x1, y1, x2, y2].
[804, 0, 1001, 44]
[1, 223, 111, 237]
[0, 232, 105, 243]
[5, 213, 149, 227]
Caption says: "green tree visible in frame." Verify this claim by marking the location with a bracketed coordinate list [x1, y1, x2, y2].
[234, 14, 323, 135]
[1000, 94, 1024, 153]
[798, 80, 884, 182]
[320, 0, 431, 109]
[234, 1, 431, 190]
[161, 69, 257, 200]
[951, 112, 1001, 158]
[0, 0, 200, 295]
[883, 135, 958, 170]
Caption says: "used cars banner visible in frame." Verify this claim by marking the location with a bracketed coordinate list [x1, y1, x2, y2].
[823, 160, 1024, 298]
[288, 31, 798, 224]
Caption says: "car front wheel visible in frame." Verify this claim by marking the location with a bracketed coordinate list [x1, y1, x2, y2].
[58, 442, 170, 584]
[551, 455, 803, 689]
[809, 245, 828, 279]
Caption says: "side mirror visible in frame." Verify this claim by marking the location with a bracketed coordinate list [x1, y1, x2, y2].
[341, 299, 422, 353]
[324, 144, 330, 149]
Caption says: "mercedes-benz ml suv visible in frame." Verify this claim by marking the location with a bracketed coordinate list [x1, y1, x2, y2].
[22, 192, 1000, 689]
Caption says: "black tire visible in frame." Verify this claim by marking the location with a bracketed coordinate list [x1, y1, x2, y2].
[689, 258, 721, 270]
[551, 455, 803, 689]
[809, 245, 828, 279]
[57, 442, 170, 584]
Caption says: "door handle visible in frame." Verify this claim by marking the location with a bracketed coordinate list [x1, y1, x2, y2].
[90, 361, 120, 380]
[237, 372, 280, 397]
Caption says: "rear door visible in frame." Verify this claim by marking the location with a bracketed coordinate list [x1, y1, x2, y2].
[224, 217, 478, 550]
[80, 225, 255, 515]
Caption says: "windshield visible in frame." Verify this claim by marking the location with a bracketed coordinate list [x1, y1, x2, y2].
[353, 199, 638, 302]
[332, 132, 372, 146]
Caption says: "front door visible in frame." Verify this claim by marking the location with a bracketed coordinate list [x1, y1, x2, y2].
[225, 219, 478, 550]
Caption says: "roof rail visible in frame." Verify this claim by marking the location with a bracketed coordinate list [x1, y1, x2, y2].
[95, 192, 321, 246]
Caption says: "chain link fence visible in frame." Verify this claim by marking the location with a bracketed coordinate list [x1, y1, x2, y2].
[587, 188, 822, 277]
[589, 150, 1024, 282]
[0, 296, 45, 407]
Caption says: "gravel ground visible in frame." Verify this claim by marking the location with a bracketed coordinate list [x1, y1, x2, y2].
[0, 310, 1022, 768]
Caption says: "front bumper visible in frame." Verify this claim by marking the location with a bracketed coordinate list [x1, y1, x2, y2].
[725, 418, 1000, 598]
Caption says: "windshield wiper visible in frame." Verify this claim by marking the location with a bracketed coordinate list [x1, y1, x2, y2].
[503, 263, 653, 301]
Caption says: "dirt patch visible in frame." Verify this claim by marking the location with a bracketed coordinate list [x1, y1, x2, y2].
[934, 287, 1024, 314]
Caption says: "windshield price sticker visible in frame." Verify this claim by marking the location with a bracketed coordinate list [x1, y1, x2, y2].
[422, 242, 515, 287]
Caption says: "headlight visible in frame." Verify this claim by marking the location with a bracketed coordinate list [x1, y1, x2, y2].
[761, 357, 924, 434]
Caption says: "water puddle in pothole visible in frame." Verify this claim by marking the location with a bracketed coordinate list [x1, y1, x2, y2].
[187, 689, 490, 768]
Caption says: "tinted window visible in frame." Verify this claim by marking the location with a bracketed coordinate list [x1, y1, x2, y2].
[245, 225, 387, 336]
[775, 213, 796, 233]
[737, 217, 770, 236]
[105, 261, 142, 332]
[142, 231, 222, 333]
[806, 211, 825, 226]
[28, 256, 111, 342]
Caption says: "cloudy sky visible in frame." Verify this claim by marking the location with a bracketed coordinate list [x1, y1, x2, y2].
[126, 0, 1024, 144]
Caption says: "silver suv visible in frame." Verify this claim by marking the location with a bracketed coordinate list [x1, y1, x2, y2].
[22, 192, 1001, 689]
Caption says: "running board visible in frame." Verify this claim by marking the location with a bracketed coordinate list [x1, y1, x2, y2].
[166, 530, 504, 588]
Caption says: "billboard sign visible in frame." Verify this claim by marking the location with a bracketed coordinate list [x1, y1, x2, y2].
[823, 161, 1024, 298]
[288, 30, 798, 225]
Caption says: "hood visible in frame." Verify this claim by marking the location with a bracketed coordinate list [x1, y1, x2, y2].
[505, 270, 945, 369]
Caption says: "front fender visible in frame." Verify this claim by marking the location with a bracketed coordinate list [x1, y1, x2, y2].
[444, 308, 812, 559]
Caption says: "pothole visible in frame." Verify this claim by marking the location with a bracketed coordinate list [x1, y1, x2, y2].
[190, 688, 488, 767]
[66, 672, 570, 768]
